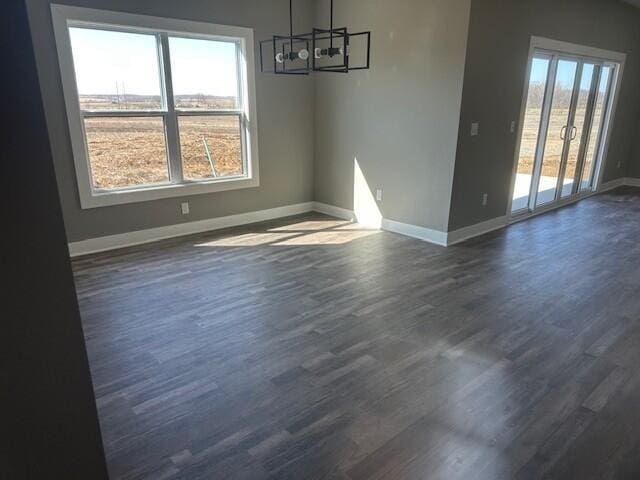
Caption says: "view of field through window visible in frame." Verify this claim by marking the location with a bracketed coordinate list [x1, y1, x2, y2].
[70, 26, 244, 190]
[84, 116, 169, 188]
[179, 115, 243, 181]
[512, 57, 610, 211]
[83, 112, 242, 189]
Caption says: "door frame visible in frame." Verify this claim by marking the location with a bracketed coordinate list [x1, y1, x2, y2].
[506, 36, 625, 222]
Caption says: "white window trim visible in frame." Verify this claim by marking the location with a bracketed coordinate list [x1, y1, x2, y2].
[51, 4, 260, 209]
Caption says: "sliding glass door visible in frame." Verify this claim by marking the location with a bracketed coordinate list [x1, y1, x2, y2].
[510, 48, 619, 216]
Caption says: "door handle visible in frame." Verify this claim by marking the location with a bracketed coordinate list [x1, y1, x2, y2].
[560, 126, 567, 140]
[570, 126, 577, 140]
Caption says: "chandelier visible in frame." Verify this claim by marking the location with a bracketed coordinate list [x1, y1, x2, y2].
[259, 0, 371, 75]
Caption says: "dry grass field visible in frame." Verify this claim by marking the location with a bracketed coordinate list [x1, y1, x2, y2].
[84, 115, 242, 189]
[517, 107, 601, 180]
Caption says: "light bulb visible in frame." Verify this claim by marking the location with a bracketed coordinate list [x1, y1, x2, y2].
[314, 48, 323, 59]
[275, 52, 284, 63]
[298, 48, 310, 60]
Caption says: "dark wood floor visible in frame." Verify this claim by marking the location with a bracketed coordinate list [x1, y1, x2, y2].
[72, 188, 640, 480]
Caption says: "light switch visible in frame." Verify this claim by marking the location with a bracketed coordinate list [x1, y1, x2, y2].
[471, 122, 479, 136]
[181, 202, 190, 215]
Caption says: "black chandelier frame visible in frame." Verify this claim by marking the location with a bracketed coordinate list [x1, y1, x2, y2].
[259, 0, 371, 75]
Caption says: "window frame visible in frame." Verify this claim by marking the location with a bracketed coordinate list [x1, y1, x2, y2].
[51, 4, 260, 209]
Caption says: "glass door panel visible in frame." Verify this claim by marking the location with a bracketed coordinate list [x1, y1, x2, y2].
[535, 59, 577, 207]
[580, 65, 613, 191]
[511, 57, 550, 213]
[561, 63, 596, 198]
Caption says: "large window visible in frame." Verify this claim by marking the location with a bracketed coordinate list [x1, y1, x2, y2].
[52, 5, 259, 208]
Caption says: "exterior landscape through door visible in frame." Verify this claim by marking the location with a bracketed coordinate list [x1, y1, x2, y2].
[510, 38, 622, 217]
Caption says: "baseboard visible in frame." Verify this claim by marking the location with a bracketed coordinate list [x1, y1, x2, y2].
[447, 215, 508, 246]
[599, 177, 626, 191]
[381, 218, 448, 246]
[624, 177, 640, 187]
[68, 202, 314, 257]
[311, 202, 356, 222]
[599, 177, 640, 190]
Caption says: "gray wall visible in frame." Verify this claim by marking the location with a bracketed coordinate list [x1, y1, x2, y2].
[27, 0, 315, 242]
[628, 117, 640, 178]
[448, 0, 640, 231]
[313, 0, 471, 232]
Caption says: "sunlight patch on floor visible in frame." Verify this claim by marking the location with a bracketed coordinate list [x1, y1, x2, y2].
[194, 232, 298, 247]
[194, 219, 381, 247]
[272, 229, 379, 245]
[268, 220, 353, 232]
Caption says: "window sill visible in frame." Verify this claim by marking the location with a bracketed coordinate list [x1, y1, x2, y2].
[80, 176, 259, 209]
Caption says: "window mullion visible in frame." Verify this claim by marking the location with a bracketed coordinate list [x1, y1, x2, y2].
[173, 109, 244, 116]
[235, 40, 244, 111]
[158, 33, 183, 184]
[80, 110, 166, 118]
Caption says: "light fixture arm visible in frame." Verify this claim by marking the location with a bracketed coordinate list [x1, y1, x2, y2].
[289, 0, 293, 51]
[329, 0, 333, 52]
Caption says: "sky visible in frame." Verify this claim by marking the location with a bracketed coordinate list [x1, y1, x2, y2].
[530, 56, 609, 93]
[529, 57, 579, 89]
[69, 27, 239, 98]
[530, 57, 550, 86]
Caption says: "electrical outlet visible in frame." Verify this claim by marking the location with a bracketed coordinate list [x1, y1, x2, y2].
[618, 161, 622, 169]
[482, 193, 488, 206]
[181, 202, 190, 215]
[510, 121, 517, 133]
[471, 123, 479, 136]
[376, 189, 383, 202]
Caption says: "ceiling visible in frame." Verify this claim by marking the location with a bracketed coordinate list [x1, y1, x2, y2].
[622, 0, 640, 7]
